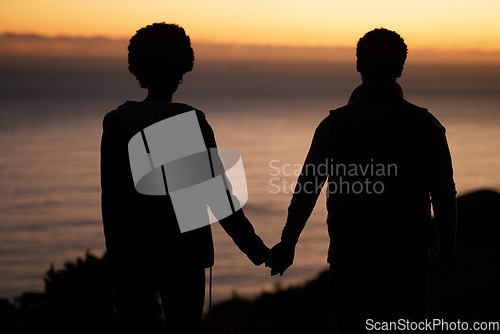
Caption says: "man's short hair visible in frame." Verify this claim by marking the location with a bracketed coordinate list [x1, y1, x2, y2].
[128, 22, 194, 89]
[356, 28, 408, 82]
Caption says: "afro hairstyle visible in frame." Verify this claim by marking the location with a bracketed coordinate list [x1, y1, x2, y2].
[128, 22, 195, 89]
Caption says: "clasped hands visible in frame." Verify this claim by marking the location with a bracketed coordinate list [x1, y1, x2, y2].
[264, 241, 296, 276]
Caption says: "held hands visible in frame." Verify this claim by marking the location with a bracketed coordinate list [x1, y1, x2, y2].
[265, 241, 296, 276]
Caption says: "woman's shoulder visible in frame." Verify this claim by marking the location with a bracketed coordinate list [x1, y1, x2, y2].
[116, 101, 205, 122]
[103, 101, 214, 146]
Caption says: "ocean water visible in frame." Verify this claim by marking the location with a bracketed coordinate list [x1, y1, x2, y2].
[0, 56, 500, 304]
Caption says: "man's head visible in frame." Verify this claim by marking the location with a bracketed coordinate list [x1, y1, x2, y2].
[356, 28, 408, 83]
[128, 22, 194, 90]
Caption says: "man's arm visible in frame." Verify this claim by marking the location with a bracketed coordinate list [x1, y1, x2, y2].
[429, 118, 457, 279]
[271, 118, 330, 275]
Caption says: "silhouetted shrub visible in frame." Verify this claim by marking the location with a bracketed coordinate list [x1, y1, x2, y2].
[5, 190, 500, 333]
[0, 298, 21, 334]
[43, 251, 114, 333]
[201, 270, 336, 334]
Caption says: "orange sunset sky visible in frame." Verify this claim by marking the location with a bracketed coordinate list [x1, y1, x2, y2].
[1, 0, 500, 50]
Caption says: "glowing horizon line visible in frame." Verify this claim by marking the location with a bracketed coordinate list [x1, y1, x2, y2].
[2, 31, 500, 54]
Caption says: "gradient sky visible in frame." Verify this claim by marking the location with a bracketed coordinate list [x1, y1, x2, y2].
[2, 0, 500, 50]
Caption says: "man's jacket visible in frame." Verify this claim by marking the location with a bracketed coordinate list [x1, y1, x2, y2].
[281, 83, 456, 262]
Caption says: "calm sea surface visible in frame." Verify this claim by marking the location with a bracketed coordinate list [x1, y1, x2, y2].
[1, 56, 499, 304]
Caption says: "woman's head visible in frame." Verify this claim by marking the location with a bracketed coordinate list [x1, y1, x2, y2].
[128, 23, 195, 90]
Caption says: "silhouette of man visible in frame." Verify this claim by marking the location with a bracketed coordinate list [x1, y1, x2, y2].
[269, 28, 457, 333]
[100, 23, 270, 334]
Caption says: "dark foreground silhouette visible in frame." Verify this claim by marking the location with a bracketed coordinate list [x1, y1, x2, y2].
[2, 189, 499, 334]
[101, 22, 269, 333]
[267, 28, 457, 333]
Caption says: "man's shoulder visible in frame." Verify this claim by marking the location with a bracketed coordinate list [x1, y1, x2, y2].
[399, 98, 427, 112]
[327, 96, 445, 134]
[399, 98, 446, 133]
[329, 103, 353, 117]
[325, 104, 353, 127]
[308, 104, 351, 137]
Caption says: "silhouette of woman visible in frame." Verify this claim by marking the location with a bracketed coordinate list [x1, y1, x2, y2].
[100, 23, 270, 334]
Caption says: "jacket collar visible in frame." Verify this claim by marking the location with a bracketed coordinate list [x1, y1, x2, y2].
[348, 81, 404, 104]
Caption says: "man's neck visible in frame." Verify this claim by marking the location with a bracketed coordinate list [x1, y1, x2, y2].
[361, 77, 398, 86]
